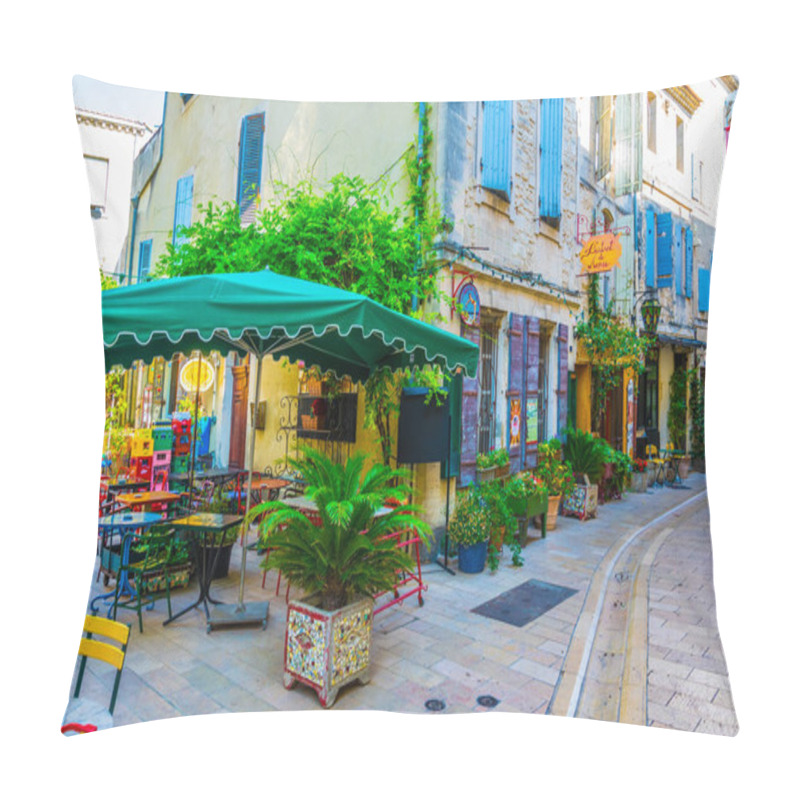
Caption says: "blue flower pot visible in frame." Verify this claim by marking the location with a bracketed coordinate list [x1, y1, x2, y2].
[458, 540, 488, 574]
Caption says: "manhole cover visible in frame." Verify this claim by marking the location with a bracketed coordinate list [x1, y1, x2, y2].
[477, 695, 500, 708]
[425, 699, 446, 712]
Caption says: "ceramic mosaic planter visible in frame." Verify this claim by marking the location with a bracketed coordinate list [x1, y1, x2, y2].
[563, 482, 598, 520]
[283, 594, 373, 708]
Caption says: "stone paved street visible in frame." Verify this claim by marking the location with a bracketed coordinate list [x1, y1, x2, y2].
[66, 473, 736, 735]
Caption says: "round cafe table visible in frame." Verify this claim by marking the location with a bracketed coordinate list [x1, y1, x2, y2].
[92, 512, 163, 617]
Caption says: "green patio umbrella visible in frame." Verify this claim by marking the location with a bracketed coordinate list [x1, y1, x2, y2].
[102, 268, 479, 629]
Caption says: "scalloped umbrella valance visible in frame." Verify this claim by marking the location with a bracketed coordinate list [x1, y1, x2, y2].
[102, 269, 478, 380]
[101, 268, 478, 629]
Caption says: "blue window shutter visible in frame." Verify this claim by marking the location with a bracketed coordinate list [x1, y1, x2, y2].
[539, 99, 563, 220]
[481, 101, 512, 199]
[698, 268, 711, 312]
[137, 239, 153, 282]
[172, 175, 194, 249]
[645, 208, 656, 288]
[656, 212, 673, 288]
[237, 112, 265, 223]
[685, 227, 693, 298]
[675, 224, 684, 296]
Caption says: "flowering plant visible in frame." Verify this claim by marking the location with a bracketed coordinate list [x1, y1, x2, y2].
[449, 490, 492, 547]
[536, 438, 575, 497]
[311, 398, 328, 417]
[631, 458, 648, 473]
[506, 471, 547, 504]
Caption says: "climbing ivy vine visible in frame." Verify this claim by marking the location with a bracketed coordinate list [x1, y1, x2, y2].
[575, 275, 651, 432]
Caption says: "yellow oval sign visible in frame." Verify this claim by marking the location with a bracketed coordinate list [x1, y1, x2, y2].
[180, 356, 215, 393]
[579, 233, 622, 274]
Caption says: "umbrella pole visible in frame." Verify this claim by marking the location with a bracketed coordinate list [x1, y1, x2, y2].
[237, 352, 262, 607]
[187, 351, 201, 510]
[206, 351, 269, 632]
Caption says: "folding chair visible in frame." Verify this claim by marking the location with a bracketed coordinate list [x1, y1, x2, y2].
[646, 444, 667, 486]
[113, 525, 180, 633]
[71, 615, 131, 715]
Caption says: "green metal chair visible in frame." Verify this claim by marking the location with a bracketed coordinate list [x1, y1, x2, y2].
[113, 525, 181, 633]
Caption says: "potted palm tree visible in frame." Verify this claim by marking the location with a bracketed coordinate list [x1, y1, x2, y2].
[561, 428, 603, 521]
[249, 447, 430, 709]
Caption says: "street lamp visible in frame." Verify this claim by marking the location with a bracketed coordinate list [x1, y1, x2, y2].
[640, 297, 661, 335]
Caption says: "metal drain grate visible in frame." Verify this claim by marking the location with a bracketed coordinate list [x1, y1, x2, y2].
[477, 695, 500, 708]
[425, 699, 446, 712]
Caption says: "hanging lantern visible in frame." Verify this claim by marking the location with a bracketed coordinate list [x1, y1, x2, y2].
[640, 298, 661, 335]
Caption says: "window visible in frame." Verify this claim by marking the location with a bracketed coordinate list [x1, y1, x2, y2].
[539, 99, 563, 223]
[480, 101, 513, 200]
[172, 175, 194, 250]
[594, 95, 612, 180]
[676, 117, 684, 173]
[477, 314, 499, 454]
[237, 112, 265, 224]
[647, 93, 657, 152]
[692, 155, 703, 201]
[537, 325, 552, 445]
[137, 239, 153, 283]
[637, 354, 659, 432]
[84, 155, 108, 217]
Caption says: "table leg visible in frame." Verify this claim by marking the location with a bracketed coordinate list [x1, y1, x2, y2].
[163, 530, 225, 626]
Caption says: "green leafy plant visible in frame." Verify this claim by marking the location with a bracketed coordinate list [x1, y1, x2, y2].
[474, 479, 516, 533]
[536, 438, 576, 498]
[688, 367, 705, 460]
[476, 448, 510, 470]
[668, 367, 689, 450]
[562, 427, 605, 484]
[448, 490, 492, 548]
[248, 447, 431, 611]
[575, 276, 651, 432]
[505, 471, 547, 513]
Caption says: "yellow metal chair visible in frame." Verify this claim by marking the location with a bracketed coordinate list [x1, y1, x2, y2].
[72, 615, 131, 715]
[646, 444, 667, 486]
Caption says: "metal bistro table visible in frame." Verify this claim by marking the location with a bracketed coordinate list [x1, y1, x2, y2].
[162, 513, 243, 629]
[92, 512, 164, 616]
[116, 490, 182, 515]
[169, 468, 247, 494]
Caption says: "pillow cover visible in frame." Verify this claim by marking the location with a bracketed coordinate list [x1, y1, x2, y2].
[67, 76, 738, 735]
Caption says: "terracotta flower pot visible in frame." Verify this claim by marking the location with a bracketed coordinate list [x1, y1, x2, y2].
[546, 495, 561, 530]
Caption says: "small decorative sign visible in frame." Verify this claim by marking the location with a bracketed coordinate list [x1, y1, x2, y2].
[526, 398, 538, 445]
[180, 355, 215, 394]
[458, 283, 480, 327]
[578, 233, 622, 274]
[509, 398, 521, 447]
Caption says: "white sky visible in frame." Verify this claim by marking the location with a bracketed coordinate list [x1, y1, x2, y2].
[73, 74, 165, 128]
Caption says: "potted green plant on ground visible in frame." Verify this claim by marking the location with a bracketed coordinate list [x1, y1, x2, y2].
[629, 458, 649, 493]
[449, 489, 492, 574]
[535, 439, 576, 530]
[561, 428, 604, 521]
[249, 447, 430, 709]
[474, 478, 516, 561]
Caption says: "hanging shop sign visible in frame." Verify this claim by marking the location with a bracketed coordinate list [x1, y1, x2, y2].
[458, 283, 480, 327]
[578, 233, 622, 274]
[180, 355, 215, 394]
